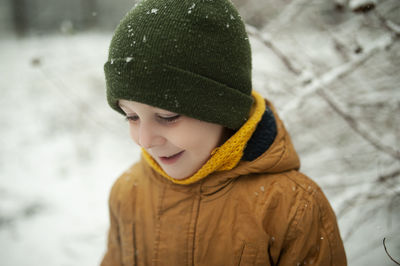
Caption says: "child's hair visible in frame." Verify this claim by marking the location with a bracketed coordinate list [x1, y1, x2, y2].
[104, 0, 254, 129]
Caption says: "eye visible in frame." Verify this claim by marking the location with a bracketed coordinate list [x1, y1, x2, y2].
[158, 114, 180, 123]
[125, 114, 139, 122]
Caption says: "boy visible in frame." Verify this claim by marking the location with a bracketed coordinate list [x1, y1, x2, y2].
[101, 0, 347, 265]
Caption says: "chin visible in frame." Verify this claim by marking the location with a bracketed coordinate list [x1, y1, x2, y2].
[167, 172, 190, 180]
[164, 168, 193, 180]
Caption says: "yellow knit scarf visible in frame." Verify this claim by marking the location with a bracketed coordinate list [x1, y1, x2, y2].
[142, 90, 266, 185]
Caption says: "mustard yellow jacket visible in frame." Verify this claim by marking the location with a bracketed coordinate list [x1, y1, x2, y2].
[101, 100, 347, 266]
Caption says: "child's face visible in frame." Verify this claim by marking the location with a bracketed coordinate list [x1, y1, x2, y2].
[119, 100, 226, 180]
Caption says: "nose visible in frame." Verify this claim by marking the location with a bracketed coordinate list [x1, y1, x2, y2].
[135, 121, 164, 149]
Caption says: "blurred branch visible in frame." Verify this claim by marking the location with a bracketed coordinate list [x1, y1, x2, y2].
[318, 90, 400, 161]
[323, 180, 373, 189]
[314, 21, 352, 62]
[331, 34, 351, 61]
[253, 12, 399, 161]
[334, 0, 349, 10]
[339, 187, 395, 237]
[378, 169, 400, 183]
[246, 24, 302, 75]
[350, 0, 378, 13]
[38, 67, 123, 136]
[271, 0, 309, 27]
[342, 201, 381, 240]
[340, 189, 399, 241]
[374, 10, 400, 37]
[336, 187, 395, 218]
[281, 44, 376, 114]
[337, 192, 364, 218]
[378, 171, 400, 199]
[336, 167, 399, 241]
[387, 195, 399, 228]
[383, 238, 400, 265]
[248, 9, 396, 117]
[279, 31, 398, 161]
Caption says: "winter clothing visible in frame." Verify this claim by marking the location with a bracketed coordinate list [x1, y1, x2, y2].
[102, 0, 346, 264]
[101, 98, 347, 266]
[104, 0, 253, 129]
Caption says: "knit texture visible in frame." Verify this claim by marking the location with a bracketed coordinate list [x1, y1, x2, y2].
[142, 91, 266, 185]
[242, 106, 277, 161]
[104, 0, 253, 129]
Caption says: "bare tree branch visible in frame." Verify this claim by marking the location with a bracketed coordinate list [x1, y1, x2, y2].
[248, 13, 399, 161]
[337, 191, 367, 218]
[318, 90, 400, 161]
[246, 24, 302, 75]
[343, 202, 379, 241]
[339, 188, 399, 241]
[350, 0, 378, 13]
[281, 45, 377, 115]
[269, 0, 310, 28]
[378, 169, 400, 183]
[38, 67, 124, 136]
[383, 238, 400, 265]
[333, 0, 349, 10]
[374, 10, 400, 37]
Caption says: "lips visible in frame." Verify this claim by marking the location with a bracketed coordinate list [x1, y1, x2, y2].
[159, 151, 184, 165]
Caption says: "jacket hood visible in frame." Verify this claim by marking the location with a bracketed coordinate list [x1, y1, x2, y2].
[241, 100, 300, 174]
[198, 100, 300, 192]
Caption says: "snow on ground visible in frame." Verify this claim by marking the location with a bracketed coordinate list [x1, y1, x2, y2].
[0, 31, 399, 265]
[0, 33, 140, 265]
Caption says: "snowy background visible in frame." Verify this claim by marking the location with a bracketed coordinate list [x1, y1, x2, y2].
[1, 0, 399, 265]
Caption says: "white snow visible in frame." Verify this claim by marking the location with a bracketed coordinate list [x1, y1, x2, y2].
[188, 3, 196, 14]
[0, 20, 399, 266]
[0, 33, 140, 266]
[349, 0, 379, 11]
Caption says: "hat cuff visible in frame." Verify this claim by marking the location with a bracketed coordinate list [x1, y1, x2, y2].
[105, 58, 253, 129]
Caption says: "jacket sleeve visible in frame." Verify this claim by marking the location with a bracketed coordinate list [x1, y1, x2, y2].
[278, 187, 347, 266]
[101, 179, 123, 266]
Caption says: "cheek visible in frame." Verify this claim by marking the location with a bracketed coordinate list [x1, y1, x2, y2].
[128, 124, 140, 145]
[170, 123, 223, 152]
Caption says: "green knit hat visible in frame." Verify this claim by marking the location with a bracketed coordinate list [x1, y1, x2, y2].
[104, 0, 253, 129]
